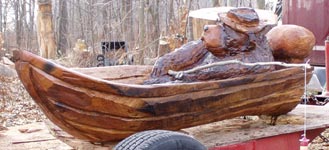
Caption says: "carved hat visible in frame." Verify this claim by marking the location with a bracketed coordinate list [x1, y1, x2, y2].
[218, 7, 266, 33]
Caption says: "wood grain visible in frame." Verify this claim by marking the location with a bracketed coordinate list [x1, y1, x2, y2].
[14, 50, 312, 142]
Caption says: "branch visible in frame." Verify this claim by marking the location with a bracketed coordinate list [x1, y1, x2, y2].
[12, 138, 57, 144]
[168, 59, 311, 79]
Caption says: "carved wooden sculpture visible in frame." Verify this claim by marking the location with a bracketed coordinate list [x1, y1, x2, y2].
[37, 0, 57, 59]
[13, 7, 315, 143]
[145, 8, 275, 84]
[14, 50, 312, 142]
[266, 25, 316, 63]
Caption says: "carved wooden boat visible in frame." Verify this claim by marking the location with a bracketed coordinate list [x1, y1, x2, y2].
[13, 50, 312, 142]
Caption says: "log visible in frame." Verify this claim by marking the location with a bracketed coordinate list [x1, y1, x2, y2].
[189, 7, 277, 40]
[37, 0, 57, 59]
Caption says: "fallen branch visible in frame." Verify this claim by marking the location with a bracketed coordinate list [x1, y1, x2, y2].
[168, 59, 311, 79]
[12, 138, 57, 144]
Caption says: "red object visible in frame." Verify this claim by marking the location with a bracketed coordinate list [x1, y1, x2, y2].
[283, 0, 329, 66]
[209, 128, 324, 150]
[283, 0, 329, 46]
[299, 136, 309, 146]
[325, 37, 329, 96]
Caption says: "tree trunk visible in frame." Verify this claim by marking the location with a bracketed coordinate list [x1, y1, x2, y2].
[76, 0, 84, 39]
[212, 0, 220, 7]
[122, 0, 132, 50]
[148, 0, 160, 58]
[2, 1, 8, 50]
[227, 0, 238, 7]
[14, 0, 22, 48]
[0, 1, 2, 32]
[102, 0, 110, 40]
[167, 0, 174, 34]
[186, 0, 193, 41]
[137, 0, 145, 65]
[37, 0, 57, 59]
[27, 0, 35, 50]
[58, 0, 68, 55]
[86, 0, 95, 53]
[21, 0, 28, 49]
[257, 0, 265, 9]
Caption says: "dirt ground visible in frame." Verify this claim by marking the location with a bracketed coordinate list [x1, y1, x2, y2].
[0, 70, 46, 128]
[1, 60, 329, 149]
[0, 122, 72, 150]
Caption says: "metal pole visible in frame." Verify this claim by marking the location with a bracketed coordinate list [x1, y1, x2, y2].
[325, 36, 329, 95]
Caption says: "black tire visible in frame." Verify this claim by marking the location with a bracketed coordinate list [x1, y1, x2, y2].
[114, 130, 206, 150]
[97, 62, 105, 67]
[97, 54, 105, 61]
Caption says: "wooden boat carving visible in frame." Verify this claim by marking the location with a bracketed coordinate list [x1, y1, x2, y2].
[13, 50, 312, 142]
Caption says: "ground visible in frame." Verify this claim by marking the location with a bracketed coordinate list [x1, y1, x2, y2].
[0, 75, 45, 128]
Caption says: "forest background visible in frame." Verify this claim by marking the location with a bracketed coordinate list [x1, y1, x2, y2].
[0, 0, 277, 67]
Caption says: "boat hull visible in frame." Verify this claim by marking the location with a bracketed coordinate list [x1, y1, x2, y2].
[14, 50, 312, 142]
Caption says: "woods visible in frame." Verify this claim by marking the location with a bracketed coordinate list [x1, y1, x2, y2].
[0, 0, 275, 65]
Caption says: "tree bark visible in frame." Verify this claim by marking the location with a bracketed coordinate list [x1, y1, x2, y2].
[27, 0, 35, 50]
[137, 0, 145, 65]
[58, 0, 68, 55]
[0, 1, 2, 32]
[167, 0, 174, 34]
[14, 0, 22, 47]
[122, 0, 132, 50]
[257, 0, 265, 9]
[86, 0, 95, 53]
[102, 0, 110, 40]
[37, 0, 57, 59]
[212, 0, 220, 7]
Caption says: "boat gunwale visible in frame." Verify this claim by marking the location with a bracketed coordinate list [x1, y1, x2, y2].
[14, 50, 312, 98]
[29, 64, 309, 117]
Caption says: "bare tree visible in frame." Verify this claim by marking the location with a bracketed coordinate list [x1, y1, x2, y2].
[101, 0, 110, 40]
[137, 0, 145, 64]
[26, 0, 36, 50]
[212, 0, 220, 7]
[0, 0, 275, 66]
[257, 0, 265, 9]
[58, 0, 68, 55]
[0, 1, 2, 32]
[14, 0, 23, 48]
[167, 0, 174, 34]
[76, 0, 85, 39]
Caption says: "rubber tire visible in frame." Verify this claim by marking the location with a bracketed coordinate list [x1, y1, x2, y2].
[114, 130, 206, 150]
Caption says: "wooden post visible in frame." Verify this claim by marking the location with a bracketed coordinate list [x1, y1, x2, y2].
[37, 0, 57, 59]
